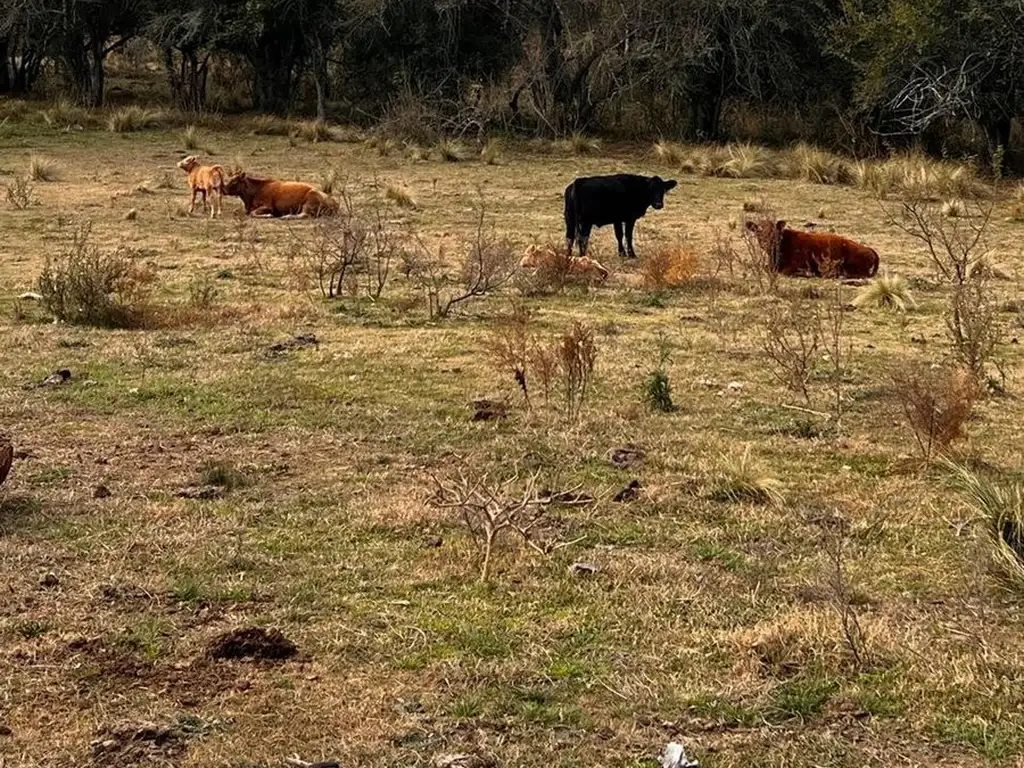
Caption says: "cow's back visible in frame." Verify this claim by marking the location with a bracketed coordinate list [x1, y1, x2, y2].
[572, 174, 650, 225]
[257, 180, 315, 211]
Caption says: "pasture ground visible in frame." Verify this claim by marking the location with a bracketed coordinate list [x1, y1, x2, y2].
[2, 112, 1024, 768]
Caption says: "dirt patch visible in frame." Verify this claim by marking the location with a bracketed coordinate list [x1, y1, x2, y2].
[470, 399, 508, 421]
[267, 333, 319, 355]
[613, 479, 643, 502]
[207, 627, 298, 661]
[174, 485, 225, 500]
[607, 445, 645, 469]
[91, 721, 187, 766]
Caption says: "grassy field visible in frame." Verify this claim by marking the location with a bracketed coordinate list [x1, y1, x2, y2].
[2, 107, 1024, 768]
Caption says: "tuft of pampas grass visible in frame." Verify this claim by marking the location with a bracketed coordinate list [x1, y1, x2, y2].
[944, 460, 1024, 591]
[292, 119, 335, 143]
[852, 274, 917, 312]
[28, 155, 61, 182]
[435, 138, 468, 162]
[652, 140, 683, 165]
[386, 184, 418, 209]
[787, 143, 853, 185]
[942, 198, 967, 218]
[182, 125, 200, 150]
[107, 106, 163, 133]
[557, 133, 601, 156]
[708, 445, 785, 506]
[480, 138, 503, 165]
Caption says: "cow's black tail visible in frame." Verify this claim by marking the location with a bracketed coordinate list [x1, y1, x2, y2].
[564, 181, 577, 257]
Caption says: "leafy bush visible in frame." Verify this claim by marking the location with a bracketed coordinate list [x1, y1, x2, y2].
[37, 222, 157, 328]
[643, 335, 675, 412]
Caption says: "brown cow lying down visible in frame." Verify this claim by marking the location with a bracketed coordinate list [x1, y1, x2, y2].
[745, 219, 879, 278]
[177, 155, 225, 218]
[222, 171, 339, 218]
[520, 244, 610, 282]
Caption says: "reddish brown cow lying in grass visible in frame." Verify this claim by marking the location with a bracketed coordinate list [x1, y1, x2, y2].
[177, 155, 224, 218]
[745, 219, 879, 279]
[222, 171, 339, 218]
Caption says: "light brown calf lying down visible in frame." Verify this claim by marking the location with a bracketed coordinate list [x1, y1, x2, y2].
[222, 171, 338, 218]
[176, 155, 225, 218]
[520, 244, 610, 282]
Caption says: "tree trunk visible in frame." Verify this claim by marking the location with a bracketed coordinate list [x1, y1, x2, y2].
[0, 40, 10, 94]
[984, 115, 1012, 157]
[88, 37, 105, 108]
[312, 38, 329, 122]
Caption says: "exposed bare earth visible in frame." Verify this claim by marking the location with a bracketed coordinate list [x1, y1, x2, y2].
[2, 115, 1024, 768]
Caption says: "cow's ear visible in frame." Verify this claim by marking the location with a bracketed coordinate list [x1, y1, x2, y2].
[776, 220, 786, 231]
[744, 220, 756, 231]
[664, 179, 677, 191]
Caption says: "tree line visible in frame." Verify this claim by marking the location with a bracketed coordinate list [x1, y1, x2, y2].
[2, 0, 1021, 166]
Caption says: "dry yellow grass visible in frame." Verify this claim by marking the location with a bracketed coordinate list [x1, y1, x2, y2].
[1, 112, 1023, 768]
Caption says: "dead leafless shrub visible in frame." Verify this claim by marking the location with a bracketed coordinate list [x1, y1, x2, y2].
[295, 215, 362, 299]
[38, 222, 158, 328]
[821, 282, 849, 427]
[5, 175, 36, 209]
[292, 189, 404, 301]
[529, 342, 559, 406]
[760, 300, 821, 404]
[883, 196, 1003, 382]
[890, 364, 979, 461]
[486, 309, 598, 417]
[946, 274, 1003, 381]
[430, 469, 551, 582]
[557, 321, 598, 420]
[812, 512, 868, 668]
[884, 197, 993, 284]
[640, 244, 699, 292]
[407, 202, 518, 319]
[710, 230, 742, 278]
[740, 215, 781, 293]
[488, 303, 533, 406]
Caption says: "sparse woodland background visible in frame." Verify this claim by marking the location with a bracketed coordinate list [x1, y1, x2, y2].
[2, 0, 1023, 171]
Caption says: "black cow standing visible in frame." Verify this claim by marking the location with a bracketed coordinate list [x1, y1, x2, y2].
[564, 174, 678, 259]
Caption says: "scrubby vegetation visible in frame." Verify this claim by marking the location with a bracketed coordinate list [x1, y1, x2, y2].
[2, 6, 1024, 765]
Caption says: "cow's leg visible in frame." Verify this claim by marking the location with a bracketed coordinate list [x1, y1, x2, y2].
[188, 188, 197, 215]
[625, 219, 638, 258]
[210, 190, 219, 219]
[578, 222, 594, 258]
[249, 205, 275, 218]
[613, 222, 626, 258]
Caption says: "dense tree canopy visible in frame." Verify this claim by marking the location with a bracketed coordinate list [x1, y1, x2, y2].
[0, 0, 1020, 165]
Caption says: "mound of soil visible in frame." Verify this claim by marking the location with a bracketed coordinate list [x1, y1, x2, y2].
[207, 627, 297, 661]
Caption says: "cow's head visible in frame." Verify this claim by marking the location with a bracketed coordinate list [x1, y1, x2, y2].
[745, 219, 786, 269]
[177, 155, 200, 173]
[222, 171, 248, 197]
[649, 176, 678, 210]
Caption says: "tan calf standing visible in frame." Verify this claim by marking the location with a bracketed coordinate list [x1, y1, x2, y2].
[177, 155, 225, 218]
